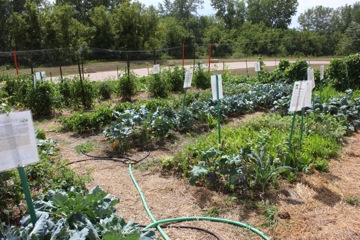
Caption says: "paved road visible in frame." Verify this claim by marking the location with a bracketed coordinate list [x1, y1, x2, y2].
[67, 60, 330, 82]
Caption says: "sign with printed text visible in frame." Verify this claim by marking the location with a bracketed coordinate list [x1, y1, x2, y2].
[211, 74, 223, 101]
[153, 64, 160, 74]
[289, 81, 312, 112]
[0, 111, 39, 172]
[320, 65, 325, 80]
[254, 62, 261, 72]
[183, 70, 193, 89]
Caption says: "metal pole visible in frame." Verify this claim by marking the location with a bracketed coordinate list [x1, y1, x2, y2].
[17, 167, 37, 226]
[216, 75, 221, 144]
[299, 108, 305, 146]
[182, 89, 187, 113]
[208, 43, 212, 72]
[288, 112, 297, 154]
[13, 50, 19, 75]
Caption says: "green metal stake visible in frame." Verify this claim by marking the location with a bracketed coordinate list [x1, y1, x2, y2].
[182, 88, 187, 113]
[287, 112, 297, 164]
[299, 108, 305, 146]
[216, 75, 221, 144]
[17, 166, 37, 226]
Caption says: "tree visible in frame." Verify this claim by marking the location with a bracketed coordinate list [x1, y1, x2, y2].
[89, 6, 114, 48]
[247, 0, 298, 29]
[298, 6, 334, 33]
[210, 0, 246, 29]
[158, 0, 204, 19]
[336, 22, 360, 55]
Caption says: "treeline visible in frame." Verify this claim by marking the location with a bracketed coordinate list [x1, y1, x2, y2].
[0, 0, 360, 59]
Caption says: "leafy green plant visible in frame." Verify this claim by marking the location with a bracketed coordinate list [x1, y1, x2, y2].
[345, 196, 360, 206]
[1, 186, 155, 240]
[118, 71, 137, 101]
[71, 77, 96, 109]
[148, 73, 170, 98]
[193, 64, 211, 89]
[167, 65, 185, 92]
[26, 81, 58, 118]
[98, 82, 113, 100]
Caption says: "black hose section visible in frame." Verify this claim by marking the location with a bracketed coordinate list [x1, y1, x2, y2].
[62, 147, 151, 166]
[137, 224, 223, 240]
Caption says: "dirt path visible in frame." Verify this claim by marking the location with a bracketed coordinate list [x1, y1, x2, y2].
[38, 114, 359, 239]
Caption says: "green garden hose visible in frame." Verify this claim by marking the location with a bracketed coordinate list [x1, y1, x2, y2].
[128, 164, 271, 240]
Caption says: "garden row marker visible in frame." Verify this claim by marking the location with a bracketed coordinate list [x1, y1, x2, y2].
[245, 60, 249, 77]
[32, 75, 36, 89]
[13, 50, 19, 75]
[288, 81, 313, 156]
[211, 74, 223, 144]
[0, 111, 39, 226]
[153, 64, 160, 74]
[77, 55, 86, 107]
[255, 62, 261, 80]
[182, 70, 193, 113]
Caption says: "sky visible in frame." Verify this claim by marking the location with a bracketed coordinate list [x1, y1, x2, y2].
[137, 0, 360, 28]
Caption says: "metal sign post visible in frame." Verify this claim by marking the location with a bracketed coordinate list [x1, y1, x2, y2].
[211, 74, 223, 144]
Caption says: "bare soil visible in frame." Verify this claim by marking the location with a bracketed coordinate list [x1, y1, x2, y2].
[37, 112, 360, 240]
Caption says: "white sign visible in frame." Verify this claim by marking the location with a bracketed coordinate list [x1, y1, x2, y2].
[153, 64, 160, 74]
[254, 62, 261, 72]
[183, 70, 193, 89]
[211, 74, 223, 101]
[289, 81, 312, 112]
[0, 111, 39, 172]
[307, 68, 315, 89]
[35, 71, 46, 81]
[320, 65, 324, 80]
[32, 75, 36, 89]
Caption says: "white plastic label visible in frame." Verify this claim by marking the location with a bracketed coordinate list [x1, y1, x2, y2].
[289, 80, 312, 112]
[211, 74, 223, 101]
[320, 65, 324, 80]
[307, 68, 315, 89]
[35, 71, 46, 81]
[254, 62, 261, 72]
[183, 70, 193, 89]
[153, 64, 160, 74]
[0, 111, 39, 172]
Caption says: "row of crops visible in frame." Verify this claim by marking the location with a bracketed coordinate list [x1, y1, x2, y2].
[1, 54, 360, 239]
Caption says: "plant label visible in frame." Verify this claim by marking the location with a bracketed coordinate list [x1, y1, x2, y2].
[0, 111, 39, 172]
[183, 70, 193, 89]
[320, 65, 324, 80]
[153, 64, 160, 74]
[307, 68, 315, 89]
[35, 71, 46, 82]
[211, 74, 223, 101]
[254, 62, 261, 72]
[32, 75, 36, 89]
[289, 81, 312, 112]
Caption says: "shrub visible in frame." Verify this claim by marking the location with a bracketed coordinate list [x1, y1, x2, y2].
[72, 77, 95, 109]
[118, 71, 137, 101]
[193, 64, 211, 89]
[168, 65, 185, 92]
[148, 73, 170, 98]
[98, 81, 113, 100]
[26, 81, 56, 117]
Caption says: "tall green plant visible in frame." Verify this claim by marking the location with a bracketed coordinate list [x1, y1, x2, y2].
[118, 71, 137, 101]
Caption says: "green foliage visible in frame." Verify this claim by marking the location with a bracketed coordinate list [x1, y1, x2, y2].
[165, 65, 185, 92]
[1, 186, 155, 240]
[75, 142, 94, 154]
[169, 113, 343, 197]
[327, 54, 360, 91]
[60, 105, 114, 134]
[98, 82, 113, 100]
[148, 73, 170, 98]
[345, 196, 360, 206]
[118, 71, 137, 101]
[25, 81, 58, 118]
[193, 64, 211, 89]
[72, 78, 96, 109]
[285, 59, 309, 83]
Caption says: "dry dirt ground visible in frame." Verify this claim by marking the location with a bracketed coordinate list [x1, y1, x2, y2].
[37, 113, 360, 240]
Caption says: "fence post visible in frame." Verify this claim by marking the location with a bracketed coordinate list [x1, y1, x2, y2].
[13, 50, 19, 75]
[208, 43, 212, 72]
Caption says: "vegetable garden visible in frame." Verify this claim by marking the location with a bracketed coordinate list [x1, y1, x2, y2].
[1, 54, 360, 239]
